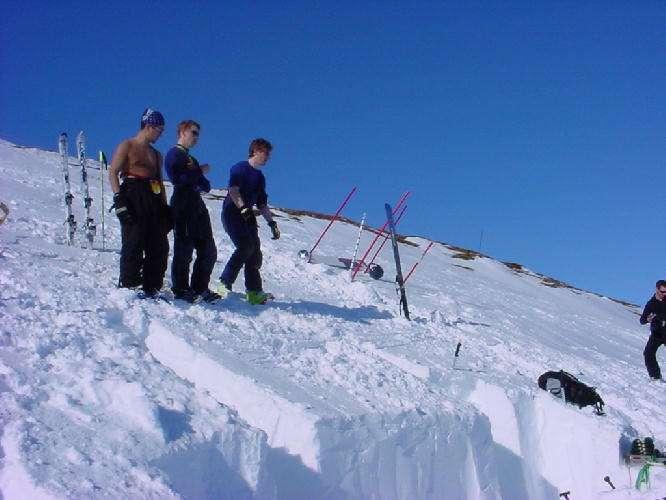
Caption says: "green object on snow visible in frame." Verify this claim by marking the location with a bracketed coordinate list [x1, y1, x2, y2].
[635, 462, 651, 490]
[246, 290, 270, 305]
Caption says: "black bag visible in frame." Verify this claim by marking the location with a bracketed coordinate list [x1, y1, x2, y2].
[538, 370, 605, 415]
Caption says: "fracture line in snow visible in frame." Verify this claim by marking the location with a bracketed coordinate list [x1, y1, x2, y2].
[145, 319, 322, 471]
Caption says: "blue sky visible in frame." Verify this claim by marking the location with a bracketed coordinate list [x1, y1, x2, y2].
[2, 1, 665, 305]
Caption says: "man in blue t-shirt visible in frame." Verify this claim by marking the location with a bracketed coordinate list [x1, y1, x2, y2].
[165, 120, 219, 303]
[219, 138, 280, 304]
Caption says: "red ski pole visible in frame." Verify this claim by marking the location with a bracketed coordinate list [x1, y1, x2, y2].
[351, 191, 410, 280]
[308, 187, 357, 262]
[366, 204, 407, 270]
[404, 241, 434, 283]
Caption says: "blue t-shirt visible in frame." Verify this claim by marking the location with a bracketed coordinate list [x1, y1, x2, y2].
[164, 145, 211, 193]
[223, 160, 268, 210]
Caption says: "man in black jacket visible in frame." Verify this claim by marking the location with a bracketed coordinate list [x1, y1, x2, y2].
[639, 280, 666, 381]
[164, 120, 219, 303]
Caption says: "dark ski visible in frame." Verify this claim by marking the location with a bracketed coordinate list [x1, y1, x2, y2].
[299, 250, 384, 280]
[385, 203, 410, 319]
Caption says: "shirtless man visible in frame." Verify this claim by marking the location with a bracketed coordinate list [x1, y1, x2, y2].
[109, 108, 171, 296]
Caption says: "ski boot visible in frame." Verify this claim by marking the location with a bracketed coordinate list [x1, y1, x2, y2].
[216, 280, 232, 299]
[195, 289, 222, 304]
[246, 290, 273, 305]
[172, 288, 195, 303]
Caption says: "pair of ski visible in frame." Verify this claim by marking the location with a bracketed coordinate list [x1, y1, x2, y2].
[58, 132, 95, 247]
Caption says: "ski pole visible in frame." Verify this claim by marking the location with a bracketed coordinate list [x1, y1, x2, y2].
[350, 213, 366, 281]
[603, 476, 615, 490]
[558, 491, 570, 500]
[351, 191, 410, 280]
[308, 186, 357, 262]
[99, 151, 108, 250]
[404, 241, 434, 283]
[453, 342, 461, 368]
[366, 204, 407, 270]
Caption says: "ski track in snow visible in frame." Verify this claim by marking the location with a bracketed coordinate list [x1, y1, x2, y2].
[0, 139, 665, 499]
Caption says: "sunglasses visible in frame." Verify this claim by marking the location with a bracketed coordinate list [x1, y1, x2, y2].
[658, 289, 666, 294]
[190, 129, 200, 137]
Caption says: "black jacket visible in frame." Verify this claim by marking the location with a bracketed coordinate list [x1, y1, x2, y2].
[639, 295, 666, 335]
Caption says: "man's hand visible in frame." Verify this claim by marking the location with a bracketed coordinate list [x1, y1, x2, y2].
[648, 313, 657, 322]
[200, 163, 211, 174]
[268, 220, 280, 240]
[113, 193, 133, 224]
[240, 205, 256, 225]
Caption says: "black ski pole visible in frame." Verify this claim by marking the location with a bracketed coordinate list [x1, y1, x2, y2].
[453, 342, 461, 368]
[603, 476, 615, 490]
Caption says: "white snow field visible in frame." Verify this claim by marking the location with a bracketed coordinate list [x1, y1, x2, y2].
[0, 138, 664, 499]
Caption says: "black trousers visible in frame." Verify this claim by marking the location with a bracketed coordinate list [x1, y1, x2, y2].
[220, 209, 262, 292]
[170, 189, 217, 294]
[118, 179, 169, 293]
[644, 332, 665, 379]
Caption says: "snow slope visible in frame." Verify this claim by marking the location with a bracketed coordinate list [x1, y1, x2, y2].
[0, 138, 664, 499]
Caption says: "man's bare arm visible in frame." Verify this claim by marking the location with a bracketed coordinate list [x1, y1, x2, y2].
[108, 141, 130, 194]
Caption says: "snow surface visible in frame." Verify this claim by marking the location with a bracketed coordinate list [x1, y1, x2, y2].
[0, 138, 664, 499]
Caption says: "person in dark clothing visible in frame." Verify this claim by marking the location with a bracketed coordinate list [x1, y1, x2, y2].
[639, 280, 666, 381]
[164, 120, 219, 303]
[109, 108, 171, 297]
[219, 138, 280, 305]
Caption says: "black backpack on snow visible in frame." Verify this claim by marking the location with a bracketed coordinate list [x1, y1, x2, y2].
[537, 370, 605, 415]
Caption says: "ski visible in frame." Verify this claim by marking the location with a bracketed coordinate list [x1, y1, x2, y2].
[350, 213, 366, 281]
[58, 133, 77, 245]
[99, 151, 108, 250]
[299, 251, 384, 280]
[76, 131, 96, 248]
[385, 203, 410, 319]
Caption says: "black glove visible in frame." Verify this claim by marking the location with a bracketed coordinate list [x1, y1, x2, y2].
[240, 205, 256, 225]
[268, 220, 280, 240]
[113, 193, 133, 224]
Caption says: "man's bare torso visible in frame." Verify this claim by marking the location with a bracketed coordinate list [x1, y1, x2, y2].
[121, 138, 161, 179]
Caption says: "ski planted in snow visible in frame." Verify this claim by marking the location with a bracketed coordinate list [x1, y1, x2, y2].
[99, 151, 108, 250]
[76, 131, 96, 247]
[58, 133, 77, 245]
[385, 203, 410, 319]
